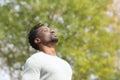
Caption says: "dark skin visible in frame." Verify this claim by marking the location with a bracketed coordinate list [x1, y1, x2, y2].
[34, 26, 58, 56]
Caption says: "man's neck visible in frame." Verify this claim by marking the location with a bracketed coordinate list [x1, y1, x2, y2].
[39, 43, 56, 56]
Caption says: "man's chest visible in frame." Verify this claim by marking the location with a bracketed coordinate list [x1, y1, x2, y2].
[40, 57, 72, 77]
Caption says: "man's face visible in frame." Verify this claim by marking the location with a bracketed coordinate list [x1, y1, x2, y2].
[36, 26, 58, 44]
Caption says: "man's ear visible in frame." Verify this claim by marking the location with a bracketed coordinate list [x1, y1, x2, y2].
[34, 38, 41, 44]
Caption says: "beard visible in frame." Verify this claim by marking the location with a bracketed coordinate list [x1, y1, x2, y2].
[38, 34, 58, 43]
[49, 34, 58, 43]
[50, 37, 58, 43]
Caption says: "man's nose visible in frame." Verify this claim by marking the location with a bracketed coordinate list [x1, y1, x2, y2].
[50, 29, 55, 33]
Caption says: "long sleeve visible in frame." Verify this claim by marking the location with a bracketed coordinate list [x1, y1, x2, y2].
[22, 58, 40, 80]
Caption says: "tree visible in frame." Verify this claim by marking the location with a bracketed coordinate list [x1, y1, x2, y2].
[0, 0, 120, 80]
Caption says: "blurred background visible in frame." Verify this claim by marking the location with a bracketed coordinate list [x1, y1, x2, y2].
[0, 0, 120, 80]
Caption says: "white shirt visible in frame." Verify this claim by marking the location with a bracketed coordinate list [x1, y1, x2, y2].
[22, 52, 72, 80]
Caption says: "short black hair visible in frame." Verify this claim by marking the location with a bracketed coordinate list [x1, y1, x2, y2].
[28, 23, 44, 50]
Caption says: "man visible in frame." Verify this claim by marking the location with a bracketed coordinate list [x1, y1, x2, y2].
[22, 23, 72, 80]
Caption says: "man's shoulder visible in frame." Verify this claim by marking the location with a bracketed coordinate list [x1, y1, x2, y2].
[30, 52, 42, 58]
[26, 52, 43, 63]
[24, 52, 44, 67]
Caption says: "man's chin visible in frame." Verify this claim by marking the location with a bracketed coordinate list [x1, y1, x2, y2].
[51, 38, 58, 43]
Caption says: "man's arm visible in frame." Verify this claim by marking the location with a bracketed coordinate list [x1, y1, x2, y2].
[22, 59, 40, 80]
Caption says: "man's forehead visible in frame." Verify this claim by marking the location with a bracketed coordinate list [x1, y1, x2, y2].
[38, 26, 49, 30]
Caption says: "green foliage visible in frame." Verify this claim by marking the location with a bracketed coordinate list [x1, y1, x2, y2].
[0, 0, 120, 80]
